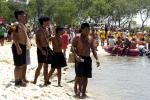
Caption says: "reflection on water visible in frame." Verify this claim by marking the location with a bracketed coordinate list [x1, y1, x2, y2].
[67, 54, 150, 100]
[90, 55, 150, 100]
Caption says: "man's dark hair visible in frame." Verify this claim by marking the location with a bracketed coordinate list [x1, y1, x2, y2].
[38, 16, 50, 25]
[81, 23, 90, 29]
[14, 9, 25, 19]
[56, 26, 64, 34]
[79, 28, 82, 33]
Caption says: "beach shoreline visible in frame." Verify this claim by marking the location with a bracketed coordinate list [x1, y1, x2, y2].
[0, 40, 105, 100]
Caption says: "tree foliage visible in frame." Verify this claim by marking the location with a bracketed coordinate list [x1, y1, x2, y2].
[0, 0, 150, 28]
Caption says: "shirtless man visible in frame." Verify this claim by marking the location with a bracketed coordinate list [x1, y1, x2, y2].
[12, 9, 28, 86]
[72, 23, 100, 98]
[32, 16, 52, 86]
[48, 26, 67, 86]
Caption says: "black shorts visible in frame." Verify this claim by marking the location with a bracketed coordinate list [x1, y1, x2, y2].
[51, 52, 67, 68]
[0, 36, 4, 39]
[37, 47, 52, 64]
[12, 43, 26, 66]
[148, 44, 150, 51]
[75, 56, 92, 78]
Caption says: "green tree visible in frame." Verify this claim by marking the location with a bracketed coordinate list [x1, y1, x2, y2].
[44, 0, 77, 25]
[26, 0, 37, 18]
[36, 0, 44, 17]
[87, 0, 110, 23]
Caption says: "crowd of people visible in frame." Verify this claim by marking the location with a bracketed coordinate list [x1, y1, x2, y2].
[97, 26, 150, 56]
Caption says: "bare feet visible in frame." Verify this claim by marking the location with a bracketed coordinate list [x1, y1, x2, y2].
[58, 84, 63, 87]
[23, 79, 29, 83]
[80, 93, 87, 99]
[15, 80, 27, 87]
[74, 92, 80, 98]
[15, 80, 21, 86]
[20, 81, 27, 87]
[47, 81, 51, 85]
[44, 81, 51, 86]
[31, 81, 36, 84]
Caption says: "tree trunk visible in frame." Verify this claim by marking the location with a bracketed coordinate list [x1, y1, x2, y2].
[0, 0, 2, 16]
[36, 0, 44, 17]
[128, 21, 131, 31]
[128, 18, 133, 31]
[89, 17, 92, 23]
[139, 10, 149, 31]
[118, 18, 121, 27]
[141, 22, 144, 31]
[107, 17, 110, 25]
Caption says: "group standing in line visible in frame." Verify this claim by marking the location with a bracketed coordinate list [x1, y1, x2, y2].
[11, 9, 100, 99]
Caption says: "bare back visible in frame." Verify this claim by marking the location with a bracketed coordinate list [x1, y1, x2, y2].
[35, 27, 49, 48]
[52, 36, 62, 53]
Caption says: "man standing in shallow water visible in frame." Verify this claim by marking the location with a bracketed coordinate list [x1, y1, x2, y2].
[72, 23, 100, 98]
[12, 9, 29, 86]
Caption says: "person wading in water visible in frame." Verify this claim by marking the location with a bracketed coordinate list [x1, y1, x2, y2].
[72, 23, 100, 98]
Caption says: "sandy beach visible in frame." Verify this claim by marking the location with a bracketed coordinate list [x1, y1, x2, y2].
[0, 41, 79, 100]
[1, 41, 150, 100]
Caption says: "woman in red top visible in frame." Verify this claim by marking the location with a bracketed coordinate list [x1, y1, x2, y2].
[61, 29, 69, 58]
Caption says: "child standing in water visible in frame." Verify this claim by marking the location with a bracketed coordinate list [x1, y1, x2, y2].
[48, 26, 67, 86]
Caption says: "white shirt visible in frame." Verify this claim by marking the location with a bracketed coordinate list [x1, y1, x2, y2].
[108, 38, 115, 47]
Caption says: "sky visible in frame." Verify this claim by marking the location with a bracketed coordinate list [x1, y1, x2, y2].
[134, 13, 150, 26]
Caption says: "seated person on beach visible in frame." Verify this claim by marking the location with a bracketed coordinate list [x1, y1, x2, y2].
[32, 16, 52, 86]
[108, 36, 115, 48]
[112, 36, 123, 55]
[130, 38, 137, 49]
[137, 38, 147, 56]
[144, 31, 150, 51]
[72, 23, 100, 98]
[48, 26, 67, 86]
[121, 37, 131, 56]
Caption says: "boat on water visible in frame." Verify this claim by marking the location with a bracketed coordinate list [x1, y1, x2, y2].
[103, 46, 139, 56]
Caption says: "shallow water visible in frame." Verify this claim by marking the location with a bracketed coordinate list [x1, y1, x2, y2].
[67, 53, 150, 100]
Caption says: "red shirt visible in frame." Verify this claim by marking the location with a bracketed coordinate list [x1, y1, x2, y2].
[61, 32, 68, 49]
[130, 41, 137, 49]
